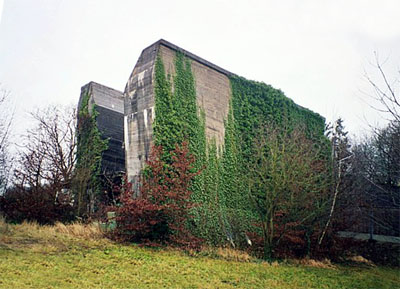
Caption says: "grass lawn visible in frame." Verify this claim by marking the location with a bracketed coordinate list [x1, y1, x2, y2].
[0, 221, 398, 289]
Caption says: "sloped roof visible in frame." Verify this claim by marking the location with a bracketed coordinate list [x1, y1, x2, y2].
[142, 39, 234, 77]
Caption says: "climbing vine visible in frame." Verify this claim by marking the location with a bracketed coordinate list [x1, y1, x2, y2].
[229, 75, 326, 163]
[153, 52, 221, 243]
[74, 93, 108, 217]
[225, 75, 328, 247]
[153, 52, 327, 246]
[153, 52, 206, 163]
[153, 55, 177, 155]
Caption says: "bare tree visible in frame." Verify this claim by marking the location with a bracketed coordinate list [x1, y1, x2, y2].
[0, 86, 13, 192]
[14, 105, 77, 195]
[1, 104, 76, 224]
[364, 52, 400, 122]
[350, 123, 400, 237]
[351, 54, 400, 237]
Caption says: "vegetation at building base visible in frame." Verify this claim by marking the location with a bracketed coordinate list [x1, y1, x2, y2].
[107, 142, 201, 248]
[247, 124, 330, 259]
[1, 219, 399, 289]
[0, 50, 398, 274]
[151, 51, 331, 259]
[0, 92, 112, 224]
[226, 76, 330, 257]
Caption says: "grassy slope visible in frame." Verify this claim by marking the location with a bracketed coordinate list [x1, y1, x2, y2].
[0, 221, 398, 289]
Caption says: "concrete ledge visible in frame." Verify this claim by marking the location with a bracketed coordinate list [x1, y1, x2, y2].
[338, 231, 400, 244]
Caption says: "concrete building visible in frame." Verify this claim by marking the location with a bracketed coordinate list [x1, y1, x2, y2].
[124, 39, 233, 182]
[78, 81, 125, 177]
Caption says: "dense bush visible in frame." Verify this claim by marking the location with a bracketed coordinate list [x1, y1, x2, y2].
[107, 182, 169, 244]
[0, 186, 74, 224]
[108, 142, 201, 248]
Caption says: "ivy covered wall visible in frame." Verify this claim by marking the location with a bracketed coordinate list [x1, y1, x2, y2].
[152, 50, 326, 245]
[75, 91, 109, 217]
[230, 76, 325, 163]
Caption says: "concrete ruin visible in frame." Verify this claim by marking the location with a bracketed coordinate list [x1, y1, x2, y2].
[124, 39, 232, 182]
[78, 81, 125, 176]
[78, 39, 318, 185]
[77, 40, 399, 240]
[79, 39, 236, 183]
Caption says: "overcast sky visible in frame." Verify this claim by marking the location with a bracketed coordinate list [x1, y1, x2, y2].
[0, 0, 399, 139]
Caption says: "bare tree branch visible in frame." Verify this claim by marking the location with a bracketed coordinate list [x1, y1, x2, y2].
[0, 85, 14, 192]
[364, 52, 400, 122]
[14, 105, 77, 193]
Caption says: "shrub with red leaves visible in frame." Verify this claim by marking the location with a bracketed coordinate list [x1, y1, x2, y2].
[109, 181, 169, 244]
[0, 185, 74, 224]
[108, 141, 201, 248]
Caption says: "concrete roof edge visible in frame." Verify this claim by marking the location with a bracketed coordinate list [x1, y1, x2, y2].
[82, 81, 124, 96]
[143, 39, 235, 77]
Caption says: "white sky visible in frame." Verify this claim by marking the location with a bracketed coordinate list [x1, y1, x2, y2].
[0, 0, 399, 138]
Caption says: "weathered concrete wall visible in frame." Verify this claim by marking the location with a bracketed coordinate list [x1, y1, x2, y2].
[124, 39, 232, 182]
[158, 44, 231, 147]
[123, 43, 158, 182]
[79, 82, 125, 175]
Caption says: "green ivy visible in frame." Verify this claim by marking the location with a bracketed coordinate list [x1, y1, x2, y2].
[223, 76, 327, 245]
[153, 55, 178, 155]
[152, 53, 327, 246]
[229, 75, 325, 163]
[153, 52, 223, 243]
[74, 93, 108, 217]
[153, 52, 206, 161]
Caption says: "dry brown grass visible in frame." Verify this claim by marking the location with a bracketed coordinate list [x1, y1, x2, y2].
[292, 258, 336, 269]
[270, 260, 280, 267]
[0, 220, 108, 253]
[190, 246, 255, 262]
[348, 255, 376, 267]
[215, 247, 253, 262]
[51, 222, 103, 240]
[0, 215, 9, 234]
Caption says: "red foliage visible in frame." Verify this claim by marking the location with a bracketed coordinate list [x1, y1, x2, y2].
[108, 141, 201, 248]
[0, 185, 74, 224]
[109, 180, 169, 244]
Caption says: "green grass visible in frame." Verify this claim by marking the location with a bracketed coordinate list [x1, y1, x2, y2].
[0, 221, 398, 289]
